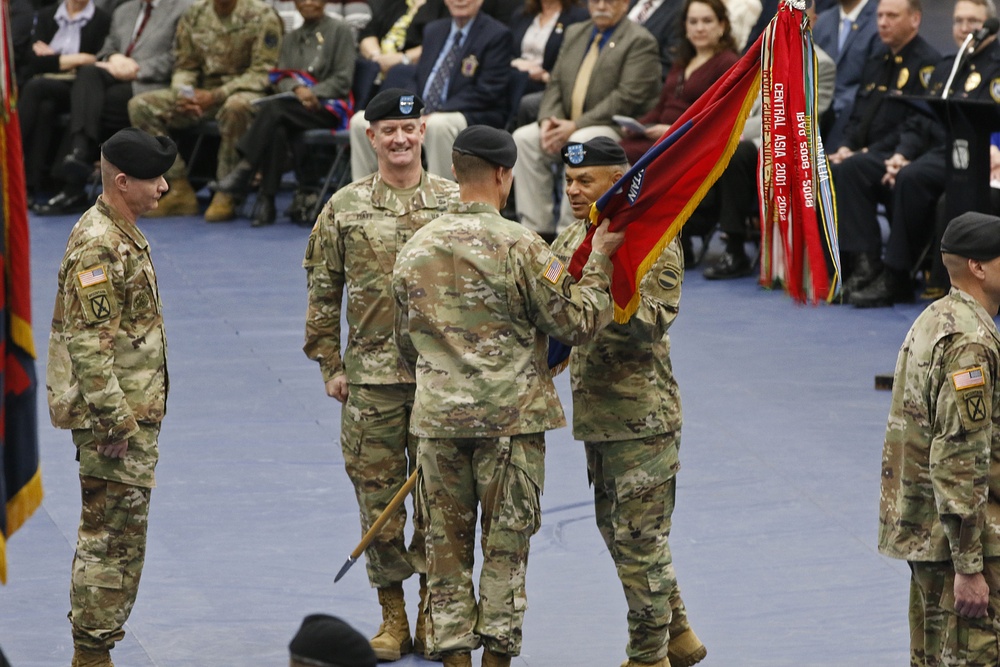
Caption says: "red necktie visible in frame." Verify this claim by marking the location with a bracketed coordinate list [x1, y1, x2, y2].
[125, 1, 153, 57]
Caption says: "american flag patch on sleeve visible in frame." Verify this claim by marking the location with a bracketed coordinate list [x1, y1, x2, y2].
[952, 367, 985, 391]
[543, 257, 564, 284]
[77, 266, 107, 287]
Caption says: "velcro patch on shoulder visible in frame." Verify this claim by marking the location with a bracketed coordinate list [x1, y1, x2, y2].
[543, 257, 565, 284]
[77, 265, 108, 288]
[952, 366, 985, 391]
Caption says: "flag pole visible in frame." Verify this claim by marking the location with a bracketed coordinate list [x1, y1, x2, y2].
[334, 469, 418, 583]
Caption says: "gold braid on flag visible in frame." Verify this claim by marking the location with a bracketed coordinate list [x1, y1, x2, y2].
[613, 74, 760, 323]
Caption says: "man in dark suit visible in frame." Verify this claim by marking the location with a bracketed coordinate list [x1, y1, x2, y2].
[511, 0, 660, 237]
[826, 0, 939, 300]
[349, 0, 513, 180]
[34, 0, 194, 215]
[627, 0, 684, 78]
[813, 0, 880, 149]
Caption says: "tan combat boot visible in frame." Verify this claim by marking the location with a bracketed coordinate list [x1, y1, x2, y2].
[667, 629, 706, 667]
[71, 647, 114, 667]
[441, 652, 472, 667]
[370, 584, 412, 661]
[204, 191, 236, 222]
[145, 177, 198, 218]
[481, 649, 511, 667]
[619, 658, 670, 667]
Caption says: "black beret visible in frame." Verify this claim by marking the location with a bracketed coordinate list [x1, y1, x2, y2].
[289, 614, 376, 667]
[941, 211, 1000, 260]
[452, 125, 517, 169]
[561, 137, 627, 167]
[101, 127, 176, 179]
[364, 88, 424, 121]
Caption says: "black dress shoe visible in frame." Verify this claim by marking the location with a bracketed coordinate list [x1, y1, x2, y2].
[703, 250, 753, 280]
[61, 149, 95, 184]
[32, 189, 89, 216]
[842, 253, 882, 299]
[252, 196, 276, 227]
[849, 269, 913, 308]
[214, 161, 254, 195]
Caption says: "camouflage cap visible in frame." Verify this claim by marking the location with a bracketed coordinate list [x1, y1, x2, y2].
[941, 212, 1000, 260]
[101, 127, 176, 179]
[364, 88, 424, 121]
[452, 125, 517, 168]
[289, 614, 376, 667]
[561, 137, 627, 167]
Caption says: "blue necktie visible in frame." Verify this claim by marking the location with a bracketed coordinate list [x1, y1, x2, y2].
[838, 17, 852, 52]
[425, 32, 464, 113]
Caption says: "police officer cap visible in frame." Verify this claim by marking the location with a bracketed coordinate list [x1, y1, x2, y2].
[288, 614, 376, 667]
[364, 88, 424, 121]
[101, 127, 176, 179]
[561, 137, 627, 167]
[452, 125, 517, 169]
[940, 212, 1000, 260]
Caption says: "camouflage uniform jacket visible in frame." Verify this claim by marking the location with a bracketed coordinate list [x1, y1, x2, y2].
[170, 0, 282, 98]
[879, 288, 1000, 574]
[392, 201, 615, 438]
[552, 221, 683, 441]
[303, 171, 459, 384]
[47, 198, 168, 446]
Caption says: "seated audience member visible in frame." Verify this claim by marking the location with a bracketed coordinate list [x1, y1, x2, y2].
[826, 0, 939, 301]
[357, 0, 435, 79]
[509, 0, 589, 127]
[127, 0, 282, 221]
[349, 0, 513, 180]
[325, 1, 372, 38]
[19, 0, 111, 202]
[289, 614, 377, 667]
[33, 0, 194, 216]
[722, 0, 761, 49]
[213, 0, 355, 227]
[848, 0, 999, 307]
[512, 0, 660, 237]
[702, 8, 835, 279]
[619, 0, 738, 164]
[812, 0, 880, 150]
[628, 0, 683, 78]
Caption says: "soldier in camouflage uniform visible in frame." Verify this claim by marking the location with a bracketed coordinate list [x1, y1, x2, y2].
[303, 90, 459, 662]
[549, 137, 705, 667]
[127, 0, 281, 222]
[46, 128, 174, 667]
[392, 125, 625, 667]
[878, 212, 1000, 667]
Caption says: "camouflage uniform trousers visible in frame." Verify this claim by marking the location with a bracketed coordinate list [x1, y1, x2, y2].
[909, 559, 1000, 666]
[127, 88, 261, 181]
[342, 383, 425, 588]
[69, 425, 158, 651]
[418, 433, 544, 657]
[586, 431, 690, 663]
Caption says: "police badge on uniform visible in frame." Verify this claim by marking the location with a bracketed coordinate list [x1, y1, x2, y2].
[919, 66, 934, 88]
[399, 95, 415, 114]
[966, 71, 982, 92]
[566, 144, 585, 165]
[461, 55, 478, 77]
[992, 78, 1000, 103]
[896, 67, 909, 89]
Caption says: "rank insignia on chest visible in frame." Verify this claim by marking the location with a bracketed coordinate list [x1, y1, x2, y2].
[566, 144, 585, 165]
[77, 265, 107, 287]
[952, 366, 985, 390]
[991, 78, 1000, 103]
[543, 257, 565, 284]
[966, 71, 982, 92]
[399, 95, 415, 114]
[896, 67, 909, 89]
[461, 55, 478, 77]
